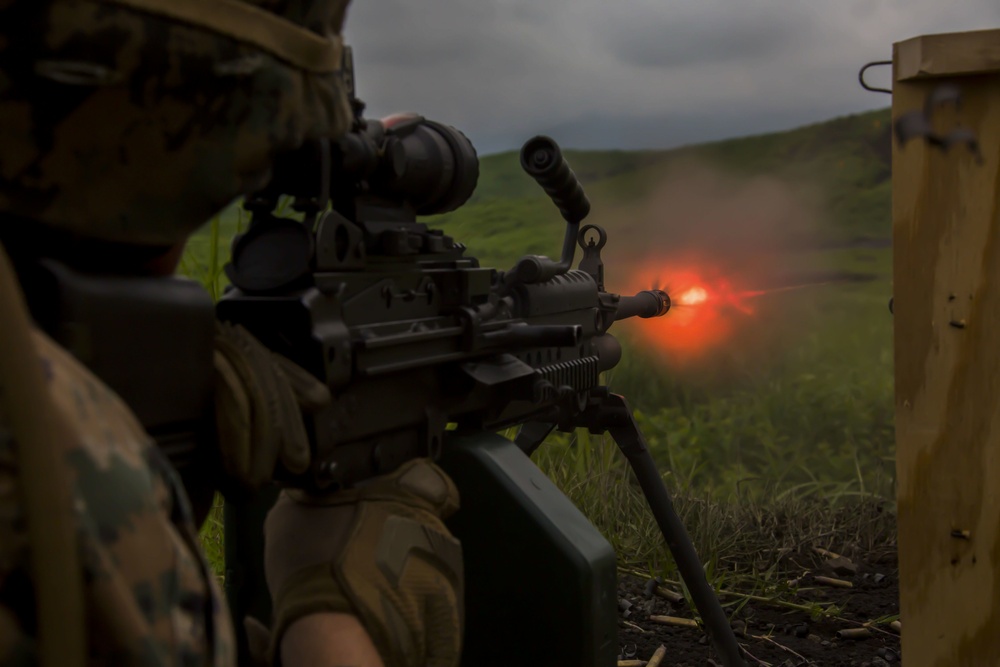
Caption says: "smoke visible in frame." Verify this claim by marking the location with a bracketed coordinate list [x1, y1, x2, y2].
[591, 161, 837, 383]
[604, 160, 828, 277]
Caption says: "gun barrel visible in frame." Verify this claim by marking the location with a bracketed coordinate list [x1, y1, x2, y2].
[615, 290, 671, 321]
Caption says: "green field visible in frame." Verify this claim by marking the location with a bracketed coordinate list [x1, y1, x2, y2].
[186, 107, 897, 595]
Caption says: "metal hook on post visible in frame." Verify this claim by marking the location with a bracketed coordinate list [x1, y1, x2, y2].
[858, 60, 892, 95]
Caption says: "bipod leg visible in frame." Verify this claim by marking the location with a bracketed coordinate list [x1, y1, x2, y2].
[600, 393, 746, 667]
[515, 421, 557, 456]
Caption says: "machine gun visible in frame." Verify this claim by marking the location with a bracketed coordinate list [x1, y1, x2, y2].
[218, 48, 746, 667]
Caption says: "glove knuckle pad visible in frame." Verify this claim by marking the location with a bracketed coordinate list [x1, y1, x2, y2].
[374, 514, 463, 591]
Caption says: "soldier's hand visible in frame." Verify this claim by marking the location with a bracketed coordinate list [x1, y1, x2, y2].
[212, 321, 331, 488]
[262, 458, 464, 667]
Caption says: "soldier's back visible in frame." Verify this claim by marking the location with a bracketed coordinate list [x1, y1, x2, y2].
[0, 328, 235, 667]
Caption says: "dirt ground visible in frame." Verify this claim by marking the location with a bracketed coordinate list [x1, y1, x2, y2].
[617, 553, 900, 667]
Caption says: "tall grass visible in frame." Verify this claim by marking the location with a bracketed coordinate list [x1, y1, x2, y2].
[530, 430, 894, 595]
[181, 211, 231, 578]
[182, 212, 897, 596]
[182, 113, 898, 595]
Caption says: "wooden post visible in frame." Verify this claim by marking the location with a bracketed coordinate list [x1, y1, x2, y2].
[892, 28, 1000, 667]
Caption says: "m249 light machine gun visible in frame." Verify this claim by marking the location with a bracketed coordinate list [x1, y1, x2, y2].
[218, 48, 746, 667]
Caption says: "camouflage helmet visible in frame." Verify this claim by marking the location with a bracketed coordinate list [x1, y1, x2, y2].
[0, 0, 354, 246]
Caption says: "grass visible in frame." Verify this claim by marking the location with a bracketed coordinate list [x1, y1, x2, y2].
[184, 106, 898, 608]
[528, 428, 894, 592]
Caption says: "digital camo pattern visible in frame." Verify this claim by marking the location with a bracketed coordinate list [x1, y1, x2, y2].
[0, 0, 352, 246]
[0, 328, 235, 666]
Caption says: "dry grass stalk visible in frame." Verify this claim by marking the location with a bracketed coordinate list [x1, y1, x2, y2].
[814, 575, 853, 588]
[620, 619, 651, 634]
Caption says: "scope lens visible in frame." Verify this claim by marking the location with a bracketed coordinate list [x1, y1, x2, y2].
[382, 118, 480, 216]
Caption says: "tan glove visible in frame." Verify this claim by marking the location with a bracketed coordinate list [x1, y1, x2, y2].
[213, 321, 331, 488]
[263, 458, 464, 667]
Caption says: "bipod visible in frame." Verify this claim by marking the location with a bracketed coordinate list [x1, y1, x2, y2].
[517, 389, 747, 667]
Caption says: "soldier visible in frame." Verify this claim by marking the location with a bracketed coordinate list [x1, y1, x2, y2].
[0, 1, 463, 666]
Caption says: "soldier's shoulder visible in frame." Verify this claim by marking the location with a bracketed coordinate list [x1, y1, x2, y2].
[0, 330, 236, 666]
[31, 328, 153, 471]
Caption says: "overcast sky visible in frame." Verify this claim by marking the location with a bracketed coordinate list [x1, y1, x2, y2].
[342, 0, 999, 155]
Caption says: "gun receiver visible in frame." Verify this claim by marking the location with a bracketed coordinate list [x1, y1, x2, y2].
[217, 129, 672, 492]
[217, 46, 745, 667]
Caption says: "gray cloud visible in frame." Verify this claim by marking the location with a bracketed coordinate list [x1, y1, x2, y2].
[345, 0, 507, 67]
[603, 2, 813, 68]
[341, 0, 1000, 154]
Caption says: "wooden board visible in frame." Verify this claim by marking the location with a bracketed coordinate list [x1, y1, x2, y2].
[892, 30, 1000, 667]
[896, 28, 1000, 81]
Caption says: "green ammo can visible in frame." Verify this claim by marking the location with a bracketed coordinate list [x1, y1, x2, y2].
[439, 432, 619, 667]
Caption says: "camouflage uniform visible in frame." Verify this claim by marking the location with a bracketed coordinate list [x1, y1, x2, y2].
[0, 316, 235, 667]
[0, 0, 352, 664]
[0, 0, 352, 246]
[1, 0, 466, 664]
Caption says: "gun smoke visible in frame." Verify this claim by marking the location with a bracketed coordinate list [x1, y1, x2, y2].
[593, 161, 838, 379]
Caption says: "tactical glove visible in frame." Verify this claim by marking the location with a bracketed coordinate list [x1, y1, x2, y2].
[263, 458, 464, 667]
[213, 321, 331, 489]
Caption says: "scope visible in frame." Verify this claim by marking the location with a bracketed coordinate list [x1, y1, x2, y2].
[340, 113, 479, 215]
[258, 113, 480, 218]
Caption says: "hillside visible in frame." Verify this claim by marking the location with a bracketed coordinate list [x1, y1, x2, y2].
[183, 106, 896, 492]
[185, 106, 893, 274]
[190, 107, 901, 659]
[426, 107, 892, 270]
[183, 106, 897, 460]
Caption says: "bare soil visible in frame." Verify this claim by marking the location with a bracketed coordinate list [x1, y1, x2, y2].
[617, 553, 900, 667]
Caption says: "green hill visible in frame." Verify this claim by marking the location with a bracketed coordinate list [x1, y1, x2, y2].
[182, 106, 897, 501]
[185, 106, 892, 272]
[191, 108, 900, 598]
[426, 107, 892, 270]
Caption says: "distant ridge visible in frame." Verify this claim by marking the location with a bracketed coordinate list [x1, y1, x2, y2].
[430, 108, 892, 269]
